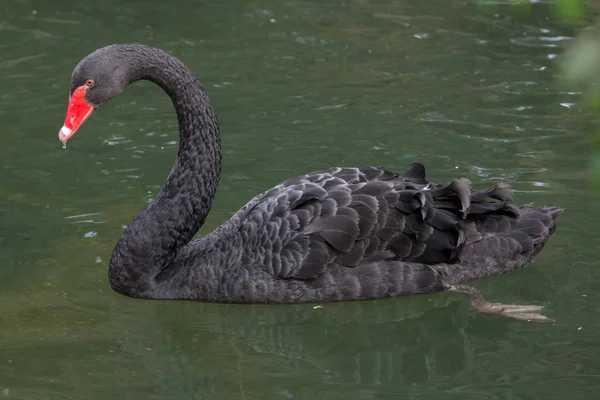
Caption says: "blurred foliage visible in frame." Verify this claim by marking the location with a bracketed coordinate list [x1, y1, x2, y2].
[479, 0, 587, 23]
[554, 0, 587, 24]
[555, 0, 600, 190]
[481, 0, 600, 189]
[559, 25, 600, 189]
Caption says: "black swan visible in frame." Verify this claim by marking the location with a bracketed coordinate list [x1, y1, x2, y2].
[58, 44, 562, 322]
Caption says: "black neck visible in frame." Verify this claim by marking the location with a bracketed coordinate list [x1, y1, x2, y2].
[108, 46, 221, 295]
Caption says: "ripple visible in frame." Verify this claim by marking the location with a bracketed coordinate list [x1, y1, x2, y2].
[65, 213, 105, 225]
[511, 36, 573, 48]
[102, 136, 132, 146]
[316, 104, 346, 111]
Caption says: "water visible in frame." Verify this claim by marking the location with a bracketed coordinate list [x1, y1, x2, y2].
[1, 0, 598, 398]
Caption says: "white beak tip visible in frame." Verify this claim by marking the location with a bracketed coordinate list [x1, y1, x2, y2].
[58, 126, 73, 144]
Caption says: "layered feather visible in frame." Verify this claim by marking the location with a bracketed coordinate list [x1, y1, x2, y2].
[222, 162, 559, 291]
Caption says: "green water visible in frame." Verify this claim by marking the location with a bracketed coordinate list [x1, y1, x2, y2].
[1, 0, 598, 399]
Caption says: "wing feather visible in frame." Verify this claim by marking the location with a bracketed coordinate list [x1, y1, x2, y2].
[237, 162, 527, 284]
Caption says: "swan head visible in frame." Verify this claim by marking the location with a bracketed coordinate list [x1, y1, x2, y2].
[58, 45, 131, 144]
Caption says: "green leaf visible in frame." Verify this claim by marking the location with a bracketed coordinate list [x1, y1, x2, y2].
[554, 0, 586, 24]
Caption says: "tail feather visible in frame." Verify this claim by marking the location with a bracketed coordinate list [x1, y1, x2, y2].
[399, 162, 428, 185]
[517, 206, 563, 245]
[434, 205, 563, 285]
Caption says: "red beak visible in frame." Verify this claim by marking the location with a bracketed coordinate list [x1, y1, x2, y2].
[58, 86, 94, 144]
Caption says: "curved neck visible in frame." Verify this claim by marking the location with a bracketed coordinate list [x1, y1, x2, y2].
[109, 46, 221, 295]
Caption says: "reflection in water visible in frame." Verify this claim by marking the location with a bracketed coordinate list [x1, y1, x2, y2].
[3, 278, 563, 399]
[107, 297, 475, 399]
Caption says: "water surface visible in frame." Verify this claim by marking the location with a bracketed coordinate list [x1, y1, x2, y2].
[1, 1, 598, 399]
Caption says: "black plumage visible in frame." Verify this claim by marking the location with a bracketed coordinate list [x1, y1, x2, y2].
[61, 44, 563, 322]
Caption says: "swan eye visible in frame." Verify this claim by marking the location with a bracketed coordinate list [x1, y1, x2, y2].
[85, 79, 95, 87]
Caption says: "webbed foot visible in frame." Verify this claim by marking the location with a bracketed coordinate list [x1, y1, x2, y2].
[448, 284, 553, 323]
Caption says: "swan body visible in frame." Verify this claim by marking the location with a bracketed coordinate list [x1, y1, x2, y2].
[59, 44, 562, 321]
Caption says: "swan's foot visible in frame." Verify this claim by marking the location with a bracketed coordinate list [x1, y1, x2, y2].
[447, 284, 553, 323]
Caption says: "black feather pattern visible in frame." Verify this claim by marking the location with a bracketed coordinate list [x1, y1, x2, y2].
[69, 45, 562, 305]
[178, 163, 562, 302]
